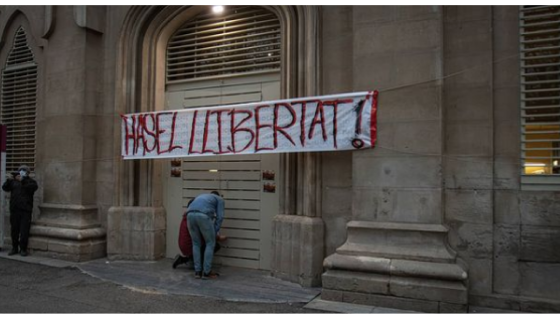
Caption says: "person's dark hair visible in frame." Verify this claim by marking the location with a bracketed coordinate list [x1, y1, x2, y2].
[210, 191, 220, 196]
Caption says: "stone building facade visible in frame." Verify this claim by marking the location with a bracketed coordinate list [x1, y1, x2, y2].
[0, 5, 559, 313]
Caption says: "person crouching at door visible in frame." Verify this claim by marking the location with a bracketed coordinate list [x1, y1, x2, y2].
[186, 190, 224, 279]
[173, 203, 227, 269]
[2, 165, 38, 256]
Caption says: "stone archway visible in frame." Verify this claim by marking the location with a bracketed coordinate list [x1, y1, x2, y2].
[108, 5, 325, 286]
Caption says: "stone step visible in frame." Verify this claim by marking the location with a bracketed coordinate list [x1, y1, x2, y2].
[323, 269, 467, 305]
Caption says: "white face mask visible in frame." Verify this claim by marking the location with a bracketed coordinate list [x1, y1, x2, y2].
[19, 170, 27, 178]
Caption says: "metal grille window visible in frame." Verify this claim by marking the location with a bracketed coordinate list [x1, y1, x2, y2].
[0, 27, 37, 172]
[520, 6, 560, 186]
[166, 6, 281, 83]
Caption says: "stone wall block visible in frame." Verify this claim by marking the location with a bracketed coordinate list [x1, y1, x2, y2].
[445, 189, 492, 224]
[447, 221, 493, 259]
[444, 157, 492, 189]
[519, 192, 560, 226]
[520, 225, 560, 262]
[494, 190, 520, 224]
[519, 262, 560, 300]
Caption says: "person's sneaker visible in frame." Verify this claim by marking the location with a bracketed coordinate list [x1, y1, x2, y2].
[8, 248, 18, 256]
[20, 250, 28, 257]
[172, 255, 184, 269]
[194, 271, 202, 279]
[202, 271, 219, 280]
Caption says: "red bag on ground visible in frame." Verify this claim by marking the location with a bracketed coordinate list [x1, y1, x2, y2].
[178, 215, 195, 257]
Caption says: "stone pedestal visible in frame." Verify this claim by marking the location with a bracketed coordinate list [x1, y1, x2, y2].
[322, 221, 469, 312]
[29, 203, 106, 262]
[107, 206, 166, 260]
[271, 214, 324, 287]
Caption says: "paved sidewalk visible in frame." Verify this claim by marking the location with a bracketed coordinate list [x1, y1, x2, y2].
[0, 250, 532, 314]
[0, 257, 319, 313]
[78, 258, 321, 303]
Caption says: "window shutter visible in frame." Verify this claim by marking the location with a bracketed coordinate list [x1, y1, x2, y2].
[0, 27, 37, 172]
[167, 6, 281, 83]
[520, 6, 560, 188]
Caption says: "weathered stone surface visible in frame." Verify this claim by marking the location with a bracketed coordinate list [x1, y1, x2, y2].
[322, 269, 389, 295]
[28, 203, 106, 261]
[519, 191, 560, 226]
[520, 225, 560, 263]
[465, 258, 492, 295]
[29, 236, 106, 262]
[519, 262, 560, 300]
[494, 190, 520, 225]
[445, 189, 492, 224]
[107, 207, 166, 260]
[469, 294, 521, 312]
[493, 256, 520, 296]
[493, 157, 520, 190]
[494, 224, 520, 257]
[334, 221, 456, 263]
[448, 220, 492, 257]
[322, 217, 469, 311]
[389, 276, 467, 304]
[340, 290, 440, 313]
[445, 121, 492, 156]
[271, 215, 324, 287]
[444, 157, 492, 190]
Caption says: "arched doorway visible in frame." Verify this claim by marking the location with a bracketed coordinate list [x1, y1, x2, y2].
[162, 6, 282, 270]
[113, 5, 324, 285]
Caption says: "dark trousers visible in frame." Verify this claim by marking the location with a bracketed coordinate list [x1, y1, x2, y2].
[10, 211, 32, 251]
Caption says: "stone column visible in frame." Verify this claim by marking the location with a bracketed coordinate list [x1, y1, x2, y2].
[321, 6, 469, 313]
[29, 6, 106, 261]
[270, 7, 325, 287]
[105, 6, 180, 262]
[272, 153, 325, 287]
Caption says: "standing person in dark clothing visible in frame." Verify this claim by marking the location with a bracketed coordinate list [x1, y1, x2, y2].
[2, 165, 38, 256]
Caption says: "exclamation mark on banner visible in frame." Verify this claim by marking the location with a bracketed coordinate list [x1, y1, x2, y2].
[352, 100, 365, 149]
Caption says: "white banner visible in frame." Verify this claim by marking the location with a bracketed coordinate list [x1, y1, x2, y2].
[121, 91, 378, 159]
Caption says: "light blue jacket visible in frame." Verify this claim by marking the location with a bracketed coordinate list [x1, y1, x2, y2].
[187, 193, 225, 233]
